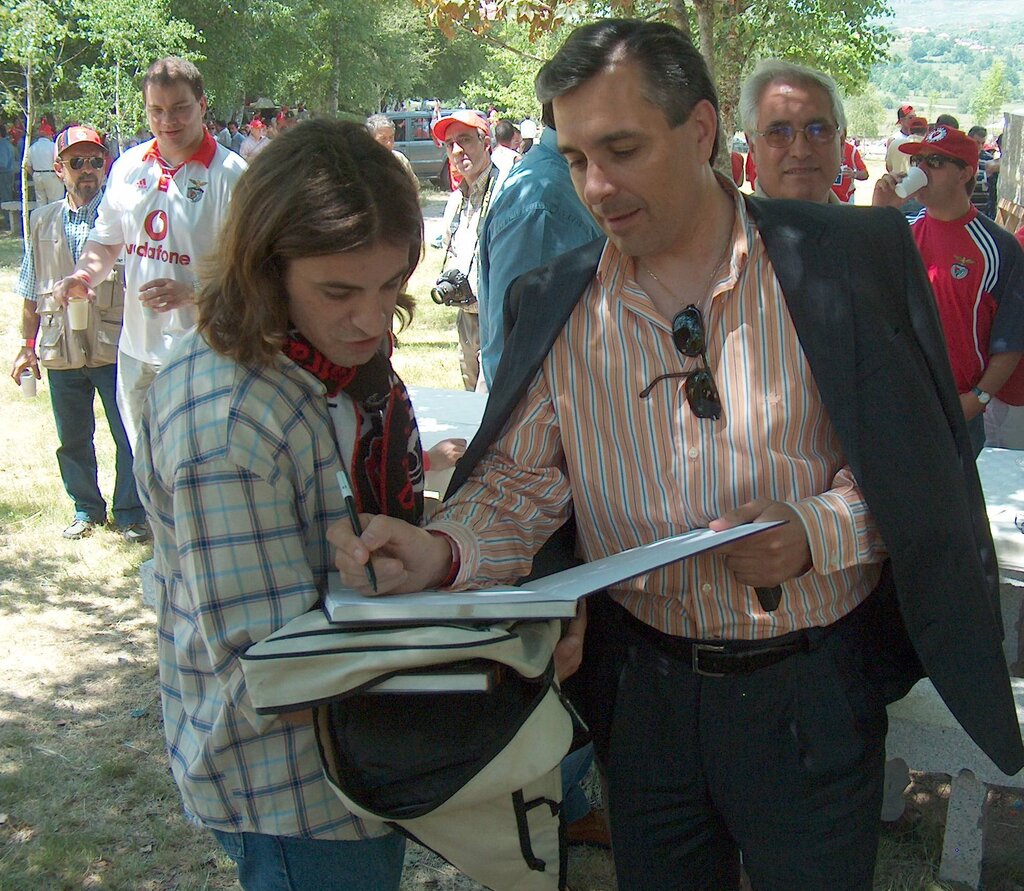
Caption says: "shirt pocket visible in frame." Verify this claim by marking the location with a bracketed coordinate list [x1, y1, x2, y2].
[92, 265, 125, 365]
[36, 290, 73, 369]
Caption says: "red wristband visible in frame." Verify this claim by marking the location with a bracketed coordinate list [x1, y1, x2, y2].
[77, 271, 92, 286]
[24, 338, 35, 350]
[428, 530, 460, 587]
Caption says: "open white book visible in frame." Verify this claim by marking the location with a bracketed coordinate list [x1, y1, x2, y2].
[323, 521, 783, 626]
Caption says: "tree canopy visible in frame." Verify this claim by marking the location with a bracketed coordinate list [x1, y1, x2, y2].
[415, 0, 893, 136]
[20, 0, 1024, 155]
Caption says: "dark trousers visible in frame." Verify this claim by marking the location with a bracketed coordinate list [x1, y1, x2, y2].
[48, 364, 144, 527]
[581, 596, 887, 891]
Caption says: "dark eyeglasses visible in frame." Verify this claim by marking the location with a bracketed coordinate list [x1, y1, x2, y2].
[753, 121, 838, 148]
[910, 154, 965, 170]
[66, 157, 106, 171]
[639, 304, 722, 420]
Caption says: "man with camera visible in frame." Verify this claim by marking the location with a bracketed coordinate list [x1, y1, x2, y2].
[431, 110, 502, 391]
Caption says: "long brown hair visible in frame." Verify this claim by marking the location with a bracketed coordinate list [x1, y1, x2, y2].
[199, 118, 423, 365]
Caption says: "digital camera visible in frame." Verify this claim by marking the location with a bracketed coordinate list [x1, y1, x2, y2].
[431, 269, 476, 307]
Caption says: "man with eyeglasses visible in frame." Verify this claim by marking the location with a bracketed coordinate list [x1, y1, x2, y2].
[53, 57, 247, 448]
[431, 110, 502, 391]
[874, 126, 1024, 454]
[740, 59, 846, 204]
[331, 20, 1022, 891]
[9, 126, 148, 543]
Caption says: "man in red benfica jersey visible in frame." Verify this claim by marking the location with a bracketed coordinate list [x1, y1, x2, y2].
[874, 126, 1024, 454]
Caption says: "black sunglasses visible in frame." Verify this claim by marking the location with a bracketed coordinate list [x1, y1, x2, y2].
[66, 157, 106, 171]
[753, 121, 838, 149]
[639, 304, 722, 420]
[910, 154, 965, 170]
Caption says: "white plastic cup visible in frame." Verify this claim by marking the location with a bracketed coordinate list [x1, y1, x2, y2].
[895, 165, 928, 199]
[20, 370, 37, 398]
[67, 298, 90, 331]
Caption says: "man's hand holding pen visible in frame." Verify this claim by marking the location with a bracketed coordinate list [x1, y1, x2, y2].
[327, 513, 455, 596]
[709, 499, 812, 588]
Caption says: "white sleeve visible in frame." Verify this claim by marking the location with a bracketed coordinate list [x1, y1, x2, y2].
[88, 179, 126, 246]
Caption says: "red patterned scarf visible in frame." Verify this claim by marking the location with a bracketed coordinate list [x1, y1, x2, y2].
[282, 331, 423, 525]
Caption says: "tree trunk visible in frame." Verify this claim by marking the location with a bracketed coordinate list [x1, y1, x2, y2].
[668, 0, 692, 39]
[692, 0, 717, 80]
[327, 52, 341, 116]
[115, 59, 124, 153]
[21, 58, 33, 245]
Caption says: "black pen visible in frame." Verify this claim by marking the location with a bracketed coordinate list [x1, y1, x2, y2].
[336, 469, 378, 593]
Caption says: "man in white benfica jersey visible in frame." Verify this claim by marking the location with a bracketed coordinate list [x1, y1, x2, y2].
[54, 57, 247, 445]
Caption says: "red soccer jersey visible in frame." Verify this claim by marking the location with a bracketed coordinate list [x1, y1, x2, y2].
[911, 207, 1024, 394]
[831, 141, 867, 203]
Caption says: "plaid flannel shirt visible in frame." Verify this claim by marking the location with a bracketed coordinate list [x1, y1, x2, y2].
[133, 330, 388, 840]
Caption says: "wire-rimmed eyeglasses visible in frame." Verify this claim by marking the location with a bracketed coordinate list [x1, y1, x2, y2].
[639, 304, 722, 420]
[753, 121, 838, 149]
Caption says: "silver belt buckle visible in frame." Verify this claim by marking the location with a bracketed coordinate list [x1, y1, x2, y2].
[692, 642, 728, 677]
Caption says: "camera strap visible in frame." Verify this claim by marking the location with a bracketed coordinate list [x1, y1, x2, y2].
[441, 164, 499, 280]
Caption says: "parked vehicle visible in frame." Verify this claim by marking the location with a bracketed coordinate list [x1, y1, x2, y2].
[385, 108, 485, 187]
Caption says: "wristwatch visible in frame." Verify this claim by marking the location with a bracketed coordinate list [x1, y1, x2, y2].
[971, 386, 992, 406]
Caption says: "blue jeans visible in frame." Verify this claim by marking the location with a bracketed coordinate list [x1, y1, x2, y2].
[560, 742, 595, 823]
[211, 829, 406, 891]
[48, 364, 145, 526]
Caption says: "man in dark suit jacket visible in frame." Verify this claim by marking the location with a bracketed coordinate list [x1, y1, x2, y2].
[332, 20, 1023, 891]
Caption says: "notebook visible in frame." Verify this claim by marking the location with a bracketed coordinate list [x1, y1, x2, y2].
[323, 521, 783, 626]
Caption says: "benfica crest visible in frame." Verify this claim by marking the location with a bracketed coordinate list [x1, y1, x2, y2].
[187, 179, 206, 202]
[951, 254, 973, 280]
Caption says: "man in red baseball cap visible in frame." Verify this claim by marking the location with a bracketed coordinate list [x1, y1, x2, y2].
[886, 114, 927, 176]
[898, 124, 980, 174]
[10, 125, 150, 542]
[430, 109, 500, 391]
[874, 126, 1024, 453]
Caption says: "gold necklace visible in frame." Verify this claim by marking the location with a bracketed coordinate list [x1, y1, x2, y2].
[641, 235, 732, 307]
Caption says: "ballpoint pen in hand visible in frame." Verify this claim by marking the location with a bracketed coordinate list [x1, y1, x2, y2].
[336, 468, 378, 593]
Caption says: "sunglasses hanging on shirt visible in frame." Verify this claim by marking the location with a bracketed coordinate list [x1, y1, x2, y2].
[639, 304, 723, 420]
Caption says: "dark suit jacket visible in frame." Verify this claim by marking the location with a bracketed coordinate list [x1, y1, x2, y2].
[447, 195, 1024, 775]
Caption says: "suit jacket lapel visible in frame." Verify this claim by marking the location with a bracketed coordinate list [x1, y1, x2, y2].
[746, 196, 860, 471]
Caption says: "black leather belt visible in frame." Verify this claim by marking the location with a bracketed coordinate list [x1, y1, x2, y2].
[613, 598, 811, 677]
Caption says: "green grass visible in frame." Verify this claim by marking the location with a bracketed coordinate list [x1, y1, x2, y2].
[393, 229, 464, 391]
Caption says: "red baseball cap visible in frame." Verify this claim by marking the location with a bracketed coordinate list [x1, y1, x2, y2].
[897, 103, 915, 122]
[899, 126, 979, 173]
[431, 110, 489, 144]
[54, 125, 107, 160]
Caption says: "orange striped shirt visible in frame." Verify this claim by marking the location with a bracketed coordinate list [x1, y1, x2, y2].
[432, 185, 885, 639]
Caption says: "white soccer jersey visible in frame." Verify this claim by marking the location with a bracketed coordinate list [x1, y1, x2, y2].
[89, 132, 246, 365]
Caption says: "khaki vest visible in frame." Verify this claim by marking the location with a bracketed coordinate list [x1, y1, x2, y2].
[31, 201, 125, 370]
